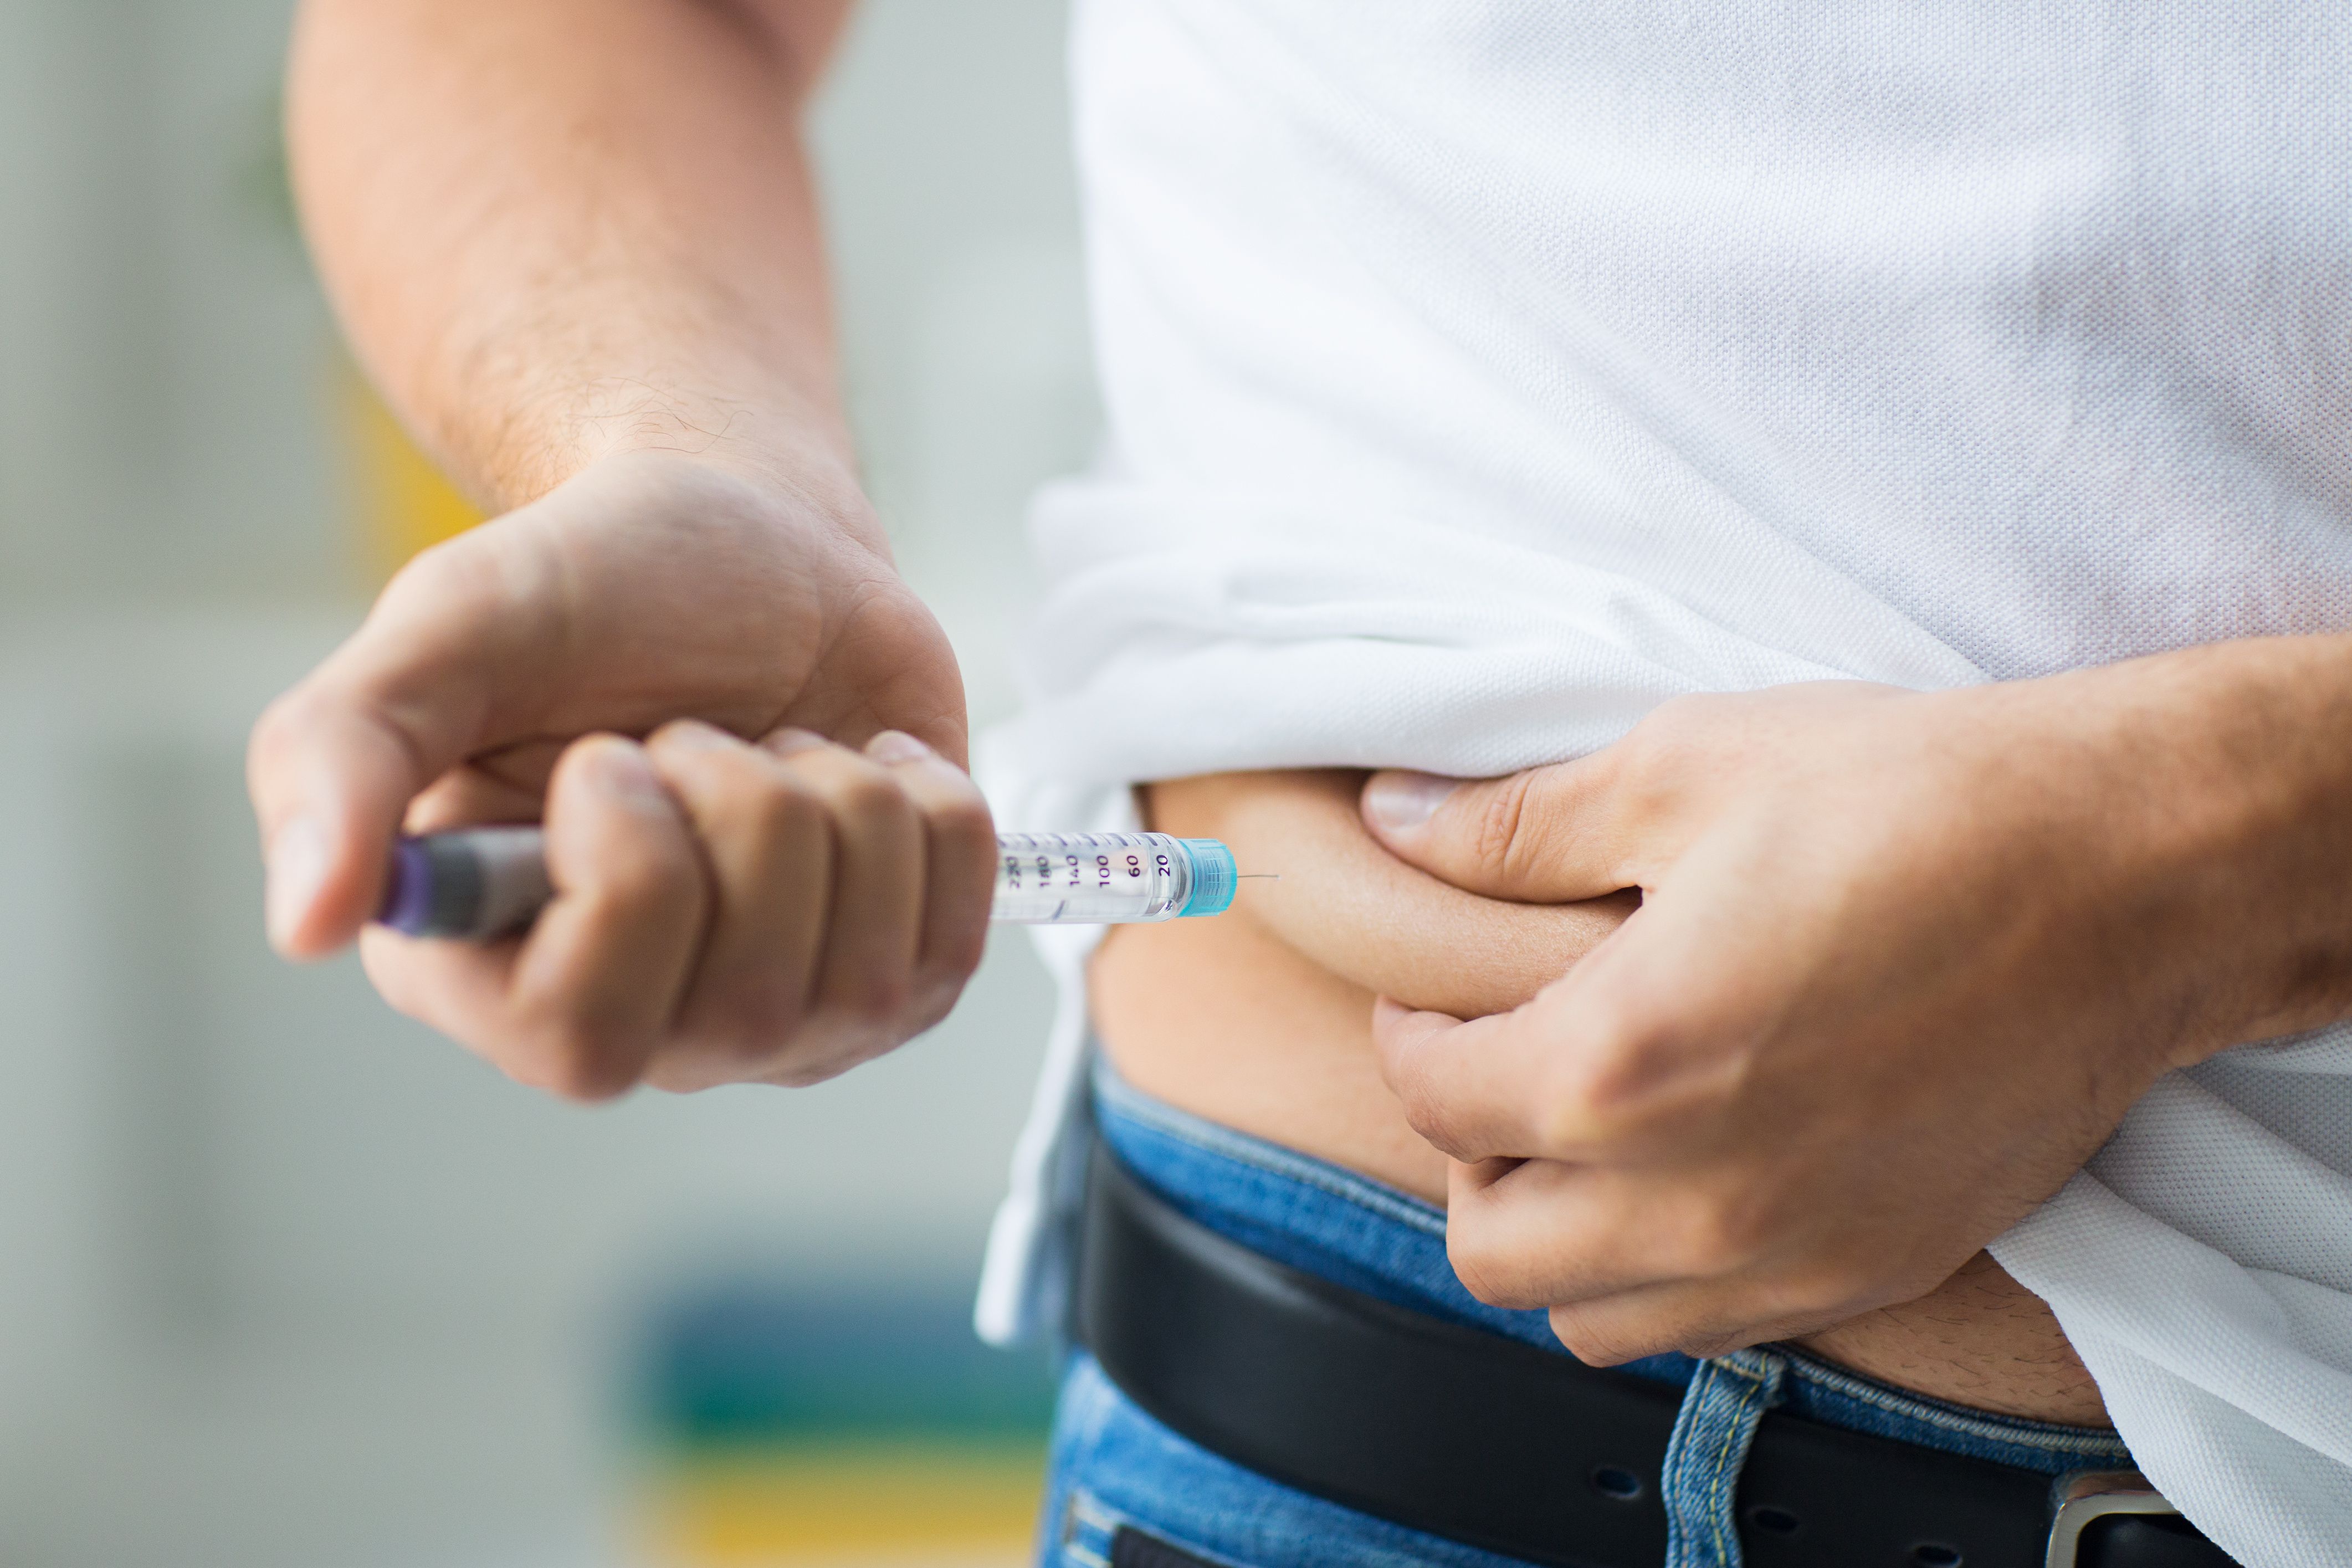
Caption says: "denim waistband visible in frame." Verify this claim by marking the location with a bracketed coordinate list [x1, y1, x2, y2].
[1092, 1064, 2135, 1478]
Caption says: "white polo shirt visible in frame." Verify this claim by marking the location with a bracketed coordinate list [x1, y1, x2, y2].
[978, 6, 2352, 1562]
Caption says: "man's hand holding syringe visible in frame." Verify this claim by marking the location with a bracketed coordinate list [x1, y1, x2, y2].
[361, 776, 1252, 1097]
[252, 0, 1115, 1101]
[264, 694, 1253, 1103]
[260, 708, 1026, 1101]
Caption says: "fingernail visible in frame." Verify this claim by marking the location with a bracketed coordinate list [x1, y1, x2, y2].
[1363, 771, 1457, 831]
[761, 726, 829, 758]
[265, 815, 330, 950]
[583, 740, 672, 811]
[662, 719, 735, 751]
[866, 729, 933, 765]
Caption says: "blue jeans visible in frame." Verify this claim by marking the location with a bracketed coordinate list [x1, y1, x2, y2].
[1038, 1068, 2136, 1568]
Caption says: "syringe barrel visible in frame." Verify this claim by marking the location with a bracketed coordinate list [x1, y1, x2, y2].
[377, 826, 1240, 940]
[991, 831, 1237, 924]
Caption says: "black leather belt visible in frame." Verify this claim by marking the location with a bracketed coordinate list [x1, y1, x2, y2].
[1078, 1146, 2236, 1568]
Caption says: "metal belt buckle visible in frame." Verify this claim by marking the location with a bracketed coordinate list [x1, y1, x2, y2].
[2046, 1470, 2182, 1567]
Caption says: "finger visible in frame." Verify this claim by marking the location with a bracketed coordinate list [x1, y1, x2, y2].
[358, 923, 529, 1066]
[864, 730, 996, 1017]
[1156, 770, 1641, 1021]
[1376, 932, 1705, 1163]
[248, 528, 553, 958]
[642, 721, 831, 1087]
[1359, 752, 1630, 904]
[503, 735, 707, 1098]
[356, 735, 705, 1099]
[1546, 1279, 1837, 1367]
[1444, 1151, 1810, 1309]
[1444, 1159, 1704, 1310]
[402, 750, 558, 835]
[765, 730, 924, 1068]
[1372, 995, 1576, 1160]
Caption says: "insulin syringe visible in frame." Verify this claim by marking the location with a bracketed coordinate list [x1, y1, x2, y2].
[374, 826, 1243, 941]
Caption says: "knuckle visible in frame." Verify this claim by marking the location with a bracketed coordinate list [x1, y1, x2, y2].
[1547, 1309, 1636, 1365]
[843, 971, 914, 1024]
[509, 1031, 637, 1103]
[643, 721, 727, 770]
[643, 718, 711, 754]
[750, 777, 825, 848]
[1448, 1227, 1540, 1310]
[1527, 1065, 1587, 1150]
[1534, 1003, 1671, 1147]
[1397, 1077, 1468, 1151]
[597, 852, 695, 917]
[1468, 770, 1540, 878]
[650, 736, 795, 832]
[746, 987, 811, 1046]
[847, 772, 918, 828]
[504, 992, 644, 1101]
[694, 761, 791, 836]
[678, 747, 769, 814]
[921, 985, 962, 1032]
[927, 791, 995, 847]
[904, 984, 961, 1041]
[797, 756, 903, 819]
[1776, 1257, 1879, 1324]
[1528, 1069, 1608, 1151]
[911, 937, 986, 1026]
[704, 987, 808, 1058]
[935, 924, 988, 985]
[1447, 1232, 1508, 1308]
[1669, 1194, 1765, 1274]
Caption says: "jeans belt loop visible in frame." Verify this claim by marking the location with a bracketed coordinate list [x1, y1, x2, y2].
[2045, 1470, 2184, 1567]
[1661, 1347, 1790, 1568]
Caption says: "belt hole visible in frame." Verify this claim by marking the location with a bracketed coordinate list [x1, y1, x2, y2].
[1589, 1465, 1644, 1501]
[1912, 1546, 1964, 1567]
[1746, 1505, 1800, 1535]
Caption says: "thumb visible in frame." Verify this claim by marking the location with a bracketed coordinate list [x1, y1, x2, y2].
[1360, 755, 1629, 904]
[247, 544, 537, 957]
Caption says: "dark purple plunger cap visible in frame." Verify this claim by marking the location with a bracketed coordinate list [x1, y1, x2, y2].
[377, 838, 439, 936]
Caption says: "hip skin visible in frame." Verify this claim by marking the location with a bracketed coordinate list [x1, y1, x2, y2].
[1090, 770, 2110, 1428]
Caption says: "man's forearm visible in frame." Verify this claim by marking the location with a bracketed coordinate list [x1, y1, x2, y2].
[2018, 629, 2352, 1062]
[289, 0, 859, 515]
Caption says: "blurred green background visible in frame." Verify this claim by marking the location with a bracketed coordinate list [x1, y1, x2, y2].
[0, 2, 1089, 1564]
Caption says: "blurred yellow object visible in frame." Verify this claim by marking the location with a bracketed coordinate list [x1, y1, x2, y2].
[642, 1441, 1044, 1567]
[338, 356, 483, 580]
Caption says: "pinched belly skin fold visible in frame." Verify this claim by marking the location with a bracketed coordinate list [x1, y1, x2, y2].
[1090, 770, 2113, 1430]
